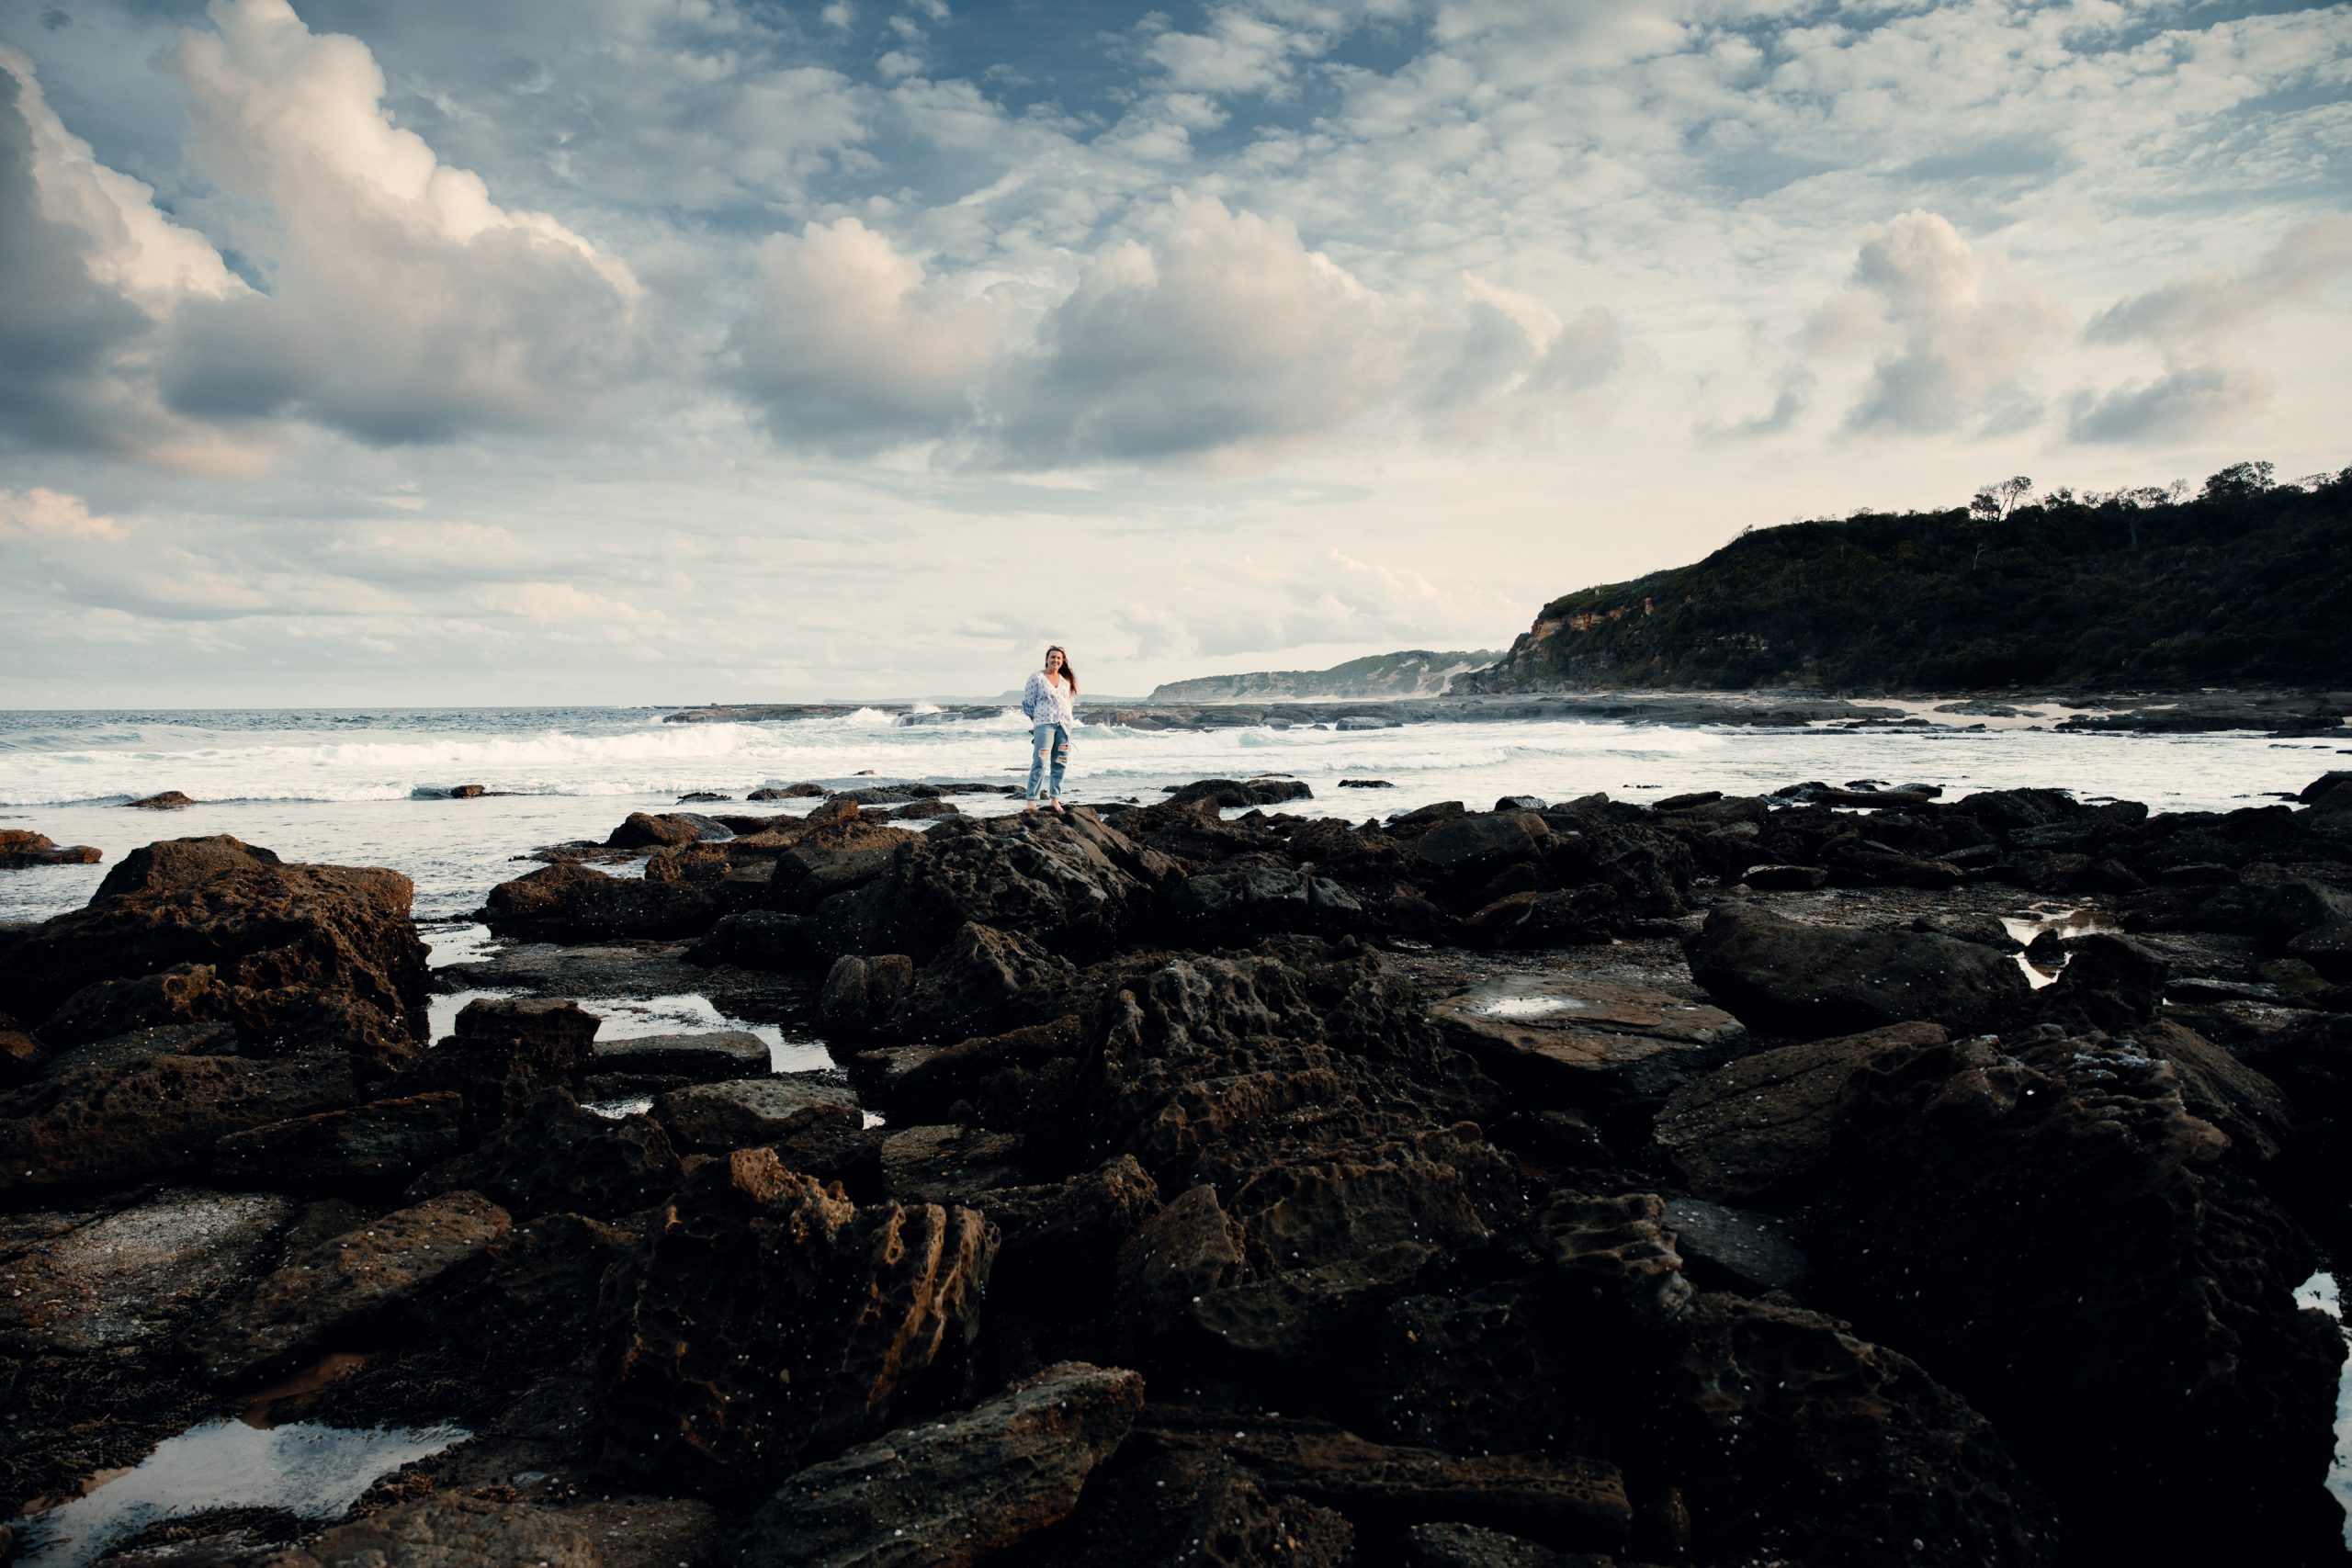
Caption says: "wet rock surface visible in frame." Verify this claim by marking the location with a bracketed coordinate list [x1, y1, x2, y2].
[7, 776, 2352, 1563]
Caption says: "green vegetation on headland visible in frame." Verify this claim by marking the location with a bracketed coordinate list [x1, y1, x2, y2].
[1460, 462, 2352, 694]
[1148, 649, 1502, 702]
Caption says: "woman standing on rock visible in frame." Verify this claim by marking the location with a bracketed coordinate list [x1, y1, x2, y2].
[1021, 646, 1078, 813]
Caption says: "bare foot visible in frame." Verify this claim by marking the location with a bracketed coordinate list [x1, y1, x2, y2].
[1048, 798, 1067, 814]
[1024, 800, 1038, 813]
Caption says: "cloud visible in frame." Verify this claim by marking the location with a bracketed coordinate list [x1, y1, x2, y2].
[2069, 218, 2352, 443]
[726, 215, 1012, 452]
[1804, 210, 2067, 436]
[993, 193, 1623, 466]
[149, 0, 649, 446]
[1696, 367, 1815, 443]
[0, 47, 272, 473]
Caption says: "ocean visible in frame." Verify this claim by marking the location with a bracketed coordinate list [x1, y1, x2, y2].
[2, 703, 2345, 928]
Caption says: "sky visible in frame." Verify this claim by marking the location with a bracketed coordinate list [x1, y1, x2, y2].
[0, 0, 2347, 705]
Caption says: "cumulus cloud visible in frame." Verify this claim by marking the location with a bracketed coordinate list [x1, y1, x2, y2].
[995, 194, 1623, 466]
[1802, 210, 2067, 437]
[725, 192, 1623, 466]
[727, 216, 1013, 452]
[2069, 218, 2352, 443]
[152, 0, 648, 445]
[0, 48, 271, 473]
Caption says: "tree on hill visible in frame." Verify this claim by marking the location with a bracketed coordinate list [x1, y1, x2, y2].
[1459, 462, 2352, 694]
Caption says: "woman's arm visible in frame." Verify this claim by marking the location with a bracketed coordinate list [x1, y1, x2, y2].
[1021, 671, 1044, 718]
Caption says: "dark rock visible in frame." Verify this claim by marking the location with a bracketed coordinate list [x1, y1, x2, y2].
[1740, 863, 1826, 890]
[1654, 1021, 1950, 1204]
[186, 1189, 511, 1383]
[481, 861, 731, 942]
[891, 922, 1079, 1042]
[1460, 886, 1617, 948]
[1430, 976, 1744, 1111]
[607, 811, 730, 849]
[1136, 1408, 1632, 1552]
[1338, 778, 1395, 788]
[1, 835, 429, 1072]
[211, 1092, 464, 1194]
[1684, 907, 2031, 1039]
[886, 797, 962, 820]
[686, 909, 820, 971]
[1168, 862, 1364, 940]
[1401, 1522, 1600, 1568]
[0, 1188, 297, 1352]
[2041, 931, 2170, 1031]
[272, 1492, 601, 1567]
[1912, 911, 2020, 949]
[0, 1053, 361, 1195]
[879, 1123, 1025, 1204]
[2287, 919, 2352, 980]
[818, 953, 915, 1037]
[1411, 811, 1548, 893]
[393, 997, 597, 1139]
[447, 783, 488, 798]
[1657, 1292, 2055, 1567]
[2297, 771, 2352, 808]
[0, 830, 100, 869]
[1658, 1196, 1809, 1294]
[732, 1361, 1145, 1567]
[652, 1075, 861, 1152]
[1531, 1190, 1691, 1319]
[589, 1029, 768, 1083]
[677, 791, 731, 804]
[413, 1092, 682, 1220]
[1052, 1448, 1354, 1567]
[124, 791, 194, 809]
[599, 1147, 995, 1500]
[763, 818, 919, 912]
[749, 783, 826, 801]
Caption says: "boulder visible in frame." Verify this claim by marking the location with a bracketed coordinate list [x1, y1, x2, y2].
[1410, 812, 1549, 893]
[481, 861, 731, 942]
[686, 909, 820, 971]
[0, 835, 429, 1071]
[395, 998, 597, 1139]
[1659, 1196, 1810, 1295]
[1654, 1022, 1950, 1205]
[411, 1092, 682, 1220]
[890, 922, 1080, 1042]
[1657, 1293, 2055, 1567]
[1053, 1448, 1354, 1567]
[606, 811, 730, 849]
[809, 811, 1175, 962]
[211, 1091, 465, 1193]
[2041, 931, 2170, 1031]
[1163, 778, 1315, 808]
[589, 1029, 769, 1084]
[598, 1147, 996, 1499]
[879, 1122, 1026, 1205]
[271, 1492, 603, 1567]
[1684, 906, 2030, 1038]
[0, 830, 100, 869]
[186, 1189, 511, 1383]
[1167, 863, 1365, 939]
[749, 784, 826, 801]
[818, 953, 915, 1037]
[652, 1075, 862, 1152]
[0, 1053, 361, 1195]
[124, 790, 193, 809]
[731, 1361, 1146, 1567]
[1430, 976, 1744, 1108]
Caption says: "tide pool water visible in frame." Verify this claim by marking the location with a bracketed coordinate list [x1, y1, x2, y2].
[1, 705, 2343, 924]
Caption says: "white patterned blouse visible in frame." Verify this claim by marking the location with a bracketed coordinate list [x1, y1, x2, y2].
[1021, 671, 1078, 728]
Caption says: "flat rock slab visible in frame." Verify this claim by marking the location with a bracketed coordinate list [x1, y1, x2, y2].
[1140, 1409, 1631, 1552]
[276, 1492, 604, 1567]
[735, 1360, 1145, 1568]
[1430, 976, 1744, 1099]
[212, 1092, 465, 1192]
[190, 1189, 512, 1383]
[880, 1124, 1025, 1205]
[654, 1075, 862, 1151]
[0, 1189, 296, 1351]
[590, 1030, 769, 1081]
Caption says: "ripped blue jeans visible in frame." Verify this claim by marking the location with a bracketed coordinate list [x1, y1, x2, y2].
[1026, 722, 1069, 801]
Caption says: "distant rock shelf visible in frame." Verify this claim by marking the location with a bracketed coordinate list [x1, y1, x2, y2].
[661, 688, 2348, 737]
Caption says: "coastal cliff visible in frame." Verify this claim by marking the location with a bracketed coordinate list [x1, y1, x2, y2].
[1463, 463, 2352, 694]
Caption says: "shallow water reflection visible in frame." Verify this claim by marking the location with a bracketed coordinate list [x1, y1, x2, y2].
[10, 1418, 468, 1567]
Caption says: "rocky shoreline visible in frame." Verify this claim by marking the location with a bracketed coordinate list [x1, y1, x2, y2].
[662, 687, 2351, 738]
[4, 771, 2352, 1565]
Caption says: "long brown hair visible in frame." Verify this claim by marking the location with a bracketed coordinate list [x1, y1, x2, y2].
[1045, 645, 1077, 695]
